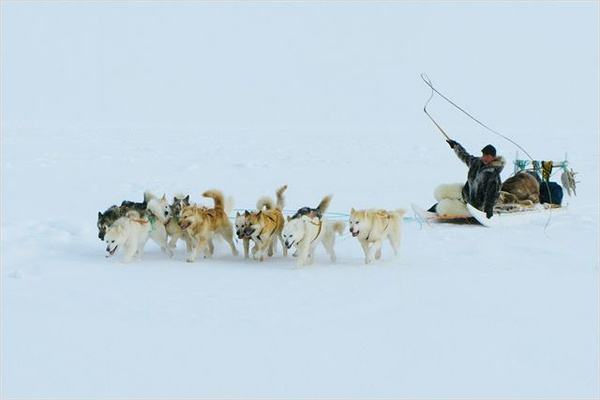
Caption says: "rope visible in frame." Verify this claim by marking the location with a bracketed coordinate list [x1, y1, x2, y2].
[420, 73, 535, 162]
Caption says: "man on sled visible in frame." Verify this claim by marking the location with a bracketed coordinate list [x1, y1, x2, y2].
[430, 141, 505, 219]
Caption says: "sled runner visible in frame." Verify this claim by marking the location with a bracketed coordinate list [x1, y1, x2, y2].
[413, 202, 566, 228]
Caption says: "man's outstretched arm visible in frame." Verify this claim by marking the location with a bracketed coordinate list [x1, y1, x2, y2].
[447, 140, 477, 166]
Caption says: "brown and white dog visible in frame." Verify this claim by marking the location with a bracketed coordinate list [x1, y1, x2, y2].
[243, 185, 288, 261]
[178, 190, 238, 262]
[349, 208, 405, 264]
[165, 194, 194, 254]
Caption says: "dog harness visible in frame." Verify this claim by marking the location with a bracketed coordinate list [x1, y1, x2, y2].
[365, 216, 390, 242]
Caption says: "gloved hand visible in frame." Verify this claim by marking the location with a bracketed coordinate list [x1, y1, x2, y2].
[446, 139, 457, 149]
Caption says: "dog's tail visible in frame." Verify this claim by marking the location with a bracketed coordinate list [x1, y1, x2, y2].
[256, 196, 274, 210]
[144, 191, 156, 203]
[275, 185, 287, 210]
[393, 208, 407, 220]
[225, 196, 234, 216]
[316, 195, 332, 215]
[203, 190, 225, 211]
[331, 220, 346, 236]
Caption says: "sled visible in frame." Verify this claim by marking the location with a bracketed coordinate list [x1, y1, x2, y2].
[412, 203, 566, 228]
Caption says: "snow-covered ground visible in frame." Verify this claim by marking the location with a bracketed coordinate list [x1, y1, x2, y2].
[2, 2, 599, 398]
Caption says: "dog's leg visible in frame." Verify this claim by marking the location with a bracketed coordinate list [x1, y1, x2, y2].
[168, 232, 179, 250]
[184, 235, 193, 255]
[187, 237, 199, 262]
[243, 238, 249, 259]
[279, 234, 288, 257]
[123, 243, 137, 263]
[152, 225, 173, 257]
[367, 240, 383, 264]
[295, 243, 310, 267]
[358, 239, 370, 264]
[206, 238, 215, 258]
[322, 233, 336, 263]
[221, 229, 238, 257]
[388, 223, 401, 257]
[268, 238, 274, 257]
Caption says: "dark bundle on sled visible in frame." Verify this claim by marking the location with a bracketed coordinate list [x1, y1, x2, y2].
[539, 182, 563, 206]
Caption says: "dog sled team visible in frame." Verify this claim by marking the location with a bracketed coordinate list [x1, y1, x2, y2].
[98, 186, 406, 265]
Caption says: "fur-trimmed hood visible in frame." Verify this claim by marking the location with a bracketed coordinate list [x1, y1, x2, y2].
[487, 156, 505, 169]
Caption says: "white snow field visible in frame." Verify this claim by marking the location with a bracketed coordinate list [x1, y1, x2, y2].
[2, 2, 599, 399]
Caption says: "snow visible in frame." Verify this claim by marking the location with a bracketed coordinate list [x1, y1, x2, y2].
[2, 2, 599, 398]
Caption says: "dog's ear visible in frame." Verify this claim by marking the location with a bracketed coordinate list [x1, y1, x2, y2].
[236, 211, 240, 217]
[257, 210, 262, 216]
[184, 195, 190, 203]
[161, 193, 167, 201]
[98, 212, 103, 218]
[244, 210, 250, 216]
[350, 207, 355, 214]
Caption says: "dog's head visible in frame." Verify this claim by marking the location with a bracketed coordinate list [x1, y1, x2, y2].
[97, 205, 120, 240]
[244, 210, 266, 238]
[235, 211, 251, 239]
[104, 221, 127, 256]
[170, 195, 190, 219]
[147, 194, 171, 223]
[349, 208, 369, 237]
[178, 205, 204, 230]
[282, 216, 308, 249]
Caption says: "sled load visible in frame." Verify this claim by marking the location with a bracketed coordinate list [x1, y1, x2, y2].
[415, 153, 579, 228]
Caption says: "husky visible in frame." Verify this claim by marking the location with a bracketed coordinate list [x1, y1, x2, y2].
[234, 211, 253, 259]
[290, 195, 331, 220]
[178, 190, 238, 262]
[244, 185, 288, 261]
[165, 194, 193, 253]
[97, 195, 147, 240]
[143, 192, 173, 257]
[349, 208, 406, 264]
[104, 215, 152, 263]
[282, 216, 345, 267]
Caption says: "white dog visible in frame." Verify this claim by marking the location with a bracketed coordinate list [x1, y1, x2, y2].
[144, 191, 173, 257]
[349, 208, 405, 264]
[104, 216, 152, 262]
[282, 216, 345, 267]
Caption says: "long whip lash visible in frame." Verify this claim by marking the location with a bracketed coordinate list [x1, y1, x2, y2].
[420, 73, 534, 161]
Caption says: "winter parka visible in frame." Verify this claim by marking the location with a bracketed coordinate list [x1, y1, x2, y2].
[453, 142, 505, 216]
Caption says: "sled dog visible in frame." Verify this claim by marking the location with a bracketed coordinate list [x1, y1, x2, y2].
[104, 215, 152, 263]
[349, 208, 405, 264]
[165, 194, 193, 253]
[290, 195, 331, 220]
[143, 192, 173, 257]
[97, 195, 147, 240]
[179, 190, 238, 262]
[282, 216, 345, 267]
[244, 185, 288, 261]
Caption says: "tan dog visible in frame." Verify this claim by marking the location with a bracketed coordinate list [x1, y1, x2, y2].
[349, 208, 406, 264]
[244, 185, 288, 261]
[179, 190, 238, 262]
